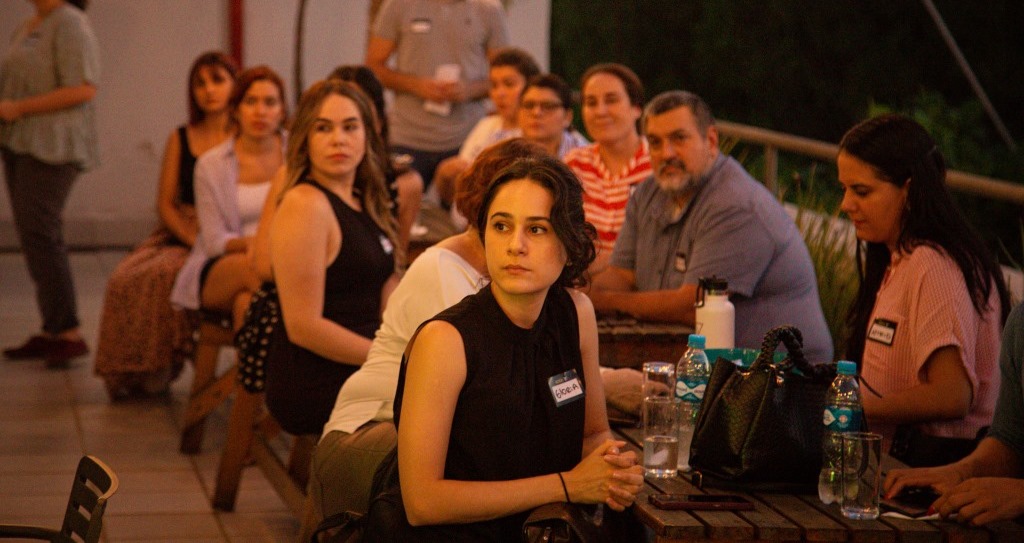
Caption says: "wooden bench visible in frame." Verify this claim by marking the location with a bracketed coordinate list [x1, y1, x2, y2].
[212, 384, 317, 518]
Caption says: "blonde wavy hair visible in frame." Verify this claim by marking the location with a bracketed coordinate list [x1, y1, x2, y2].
[282, 79, 401, 265]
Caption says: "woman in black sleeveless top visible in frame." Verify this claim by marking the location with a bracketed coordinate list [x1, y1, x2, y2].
[266, 80, 399, 436]
[94, 51, 236, 398]
[385, 157, 643, 541]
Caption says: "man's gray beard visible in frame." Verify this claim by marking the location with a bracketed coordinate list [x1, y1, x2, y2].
[655, 173, 696, 199]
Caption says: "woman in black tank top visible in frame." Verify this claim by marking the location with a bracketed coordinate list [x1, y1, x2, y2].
[380, 157, 643, 541]
[266, 80, 400, 436]
[93, 51, 236, 398]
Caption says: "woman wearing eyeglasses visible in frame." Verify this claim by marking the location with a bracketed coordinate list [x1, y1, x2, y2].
[516, 74, 588, 160]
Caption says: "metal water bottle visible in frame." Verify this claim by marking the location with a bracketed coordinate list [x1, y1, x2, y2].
[695, 277, 734, 349]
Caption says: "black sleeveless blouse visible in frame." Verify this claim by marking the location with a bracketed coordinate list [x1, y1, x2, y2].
[391, 285, 586, 542]
[176, 125, 197, 205]
[266, 179, 395, 436]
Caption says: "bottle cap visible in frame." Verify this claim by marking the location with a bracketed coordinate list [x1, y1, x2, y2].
[700, 276, 729, 293]
[687, 334, 706, 349]
[837, 360, 857, 375]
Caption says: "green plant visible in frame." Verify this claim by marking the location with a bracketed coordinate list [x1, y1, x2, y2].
[784, 165, 858, 360]
[1000, 220, 1024, 307]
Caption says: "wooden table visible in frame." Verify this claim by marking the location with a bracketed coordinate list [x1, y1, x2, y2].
[598, 317, 693, 369]
[614, 426, 1024, 542]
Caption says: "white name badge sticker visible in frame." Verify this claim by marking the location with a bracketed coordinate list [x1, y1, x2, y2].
[379, 235, 394, 255]
[868, 318, 897, 346]
[674, 252, 687, 273]
[548, 369, 584, 407]
[410, 19, 432, 33]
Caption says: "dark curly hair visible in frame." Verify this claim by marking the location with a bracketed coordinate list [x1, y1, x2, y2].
[454, 138, 548, 227]
[476, 156, 597, 288]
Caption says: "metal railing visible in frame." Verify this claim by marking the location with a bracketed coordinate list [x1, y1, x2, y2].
[716, 120, 1024, 206]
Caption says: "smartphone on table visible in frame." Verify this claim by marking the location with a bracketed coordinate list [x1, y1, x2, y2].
[648, 493, 754, 511]
[879, 486, 940, 518]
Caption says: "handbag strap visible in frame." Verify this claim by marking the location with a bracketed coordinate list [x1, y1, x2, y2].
[750, 325, 811, 374]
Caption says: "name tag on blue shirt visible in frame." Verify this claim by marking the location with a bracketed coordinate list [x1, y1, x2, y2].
[674, 251, 687, 273]
[548, 369, 584, 407]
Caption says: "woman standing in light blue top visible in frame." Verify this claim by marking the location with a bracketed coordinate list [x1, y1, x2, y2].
[1, 0, 100, 367]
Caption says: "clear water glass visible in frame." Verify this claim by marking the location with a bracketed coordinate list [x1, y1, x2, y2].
[840, 432, 882, 520]
[643, 396, 680, 478]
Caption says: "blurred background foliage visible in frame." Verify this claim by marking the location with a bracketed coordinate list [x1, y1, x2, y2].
[550, 0, 1023, 267]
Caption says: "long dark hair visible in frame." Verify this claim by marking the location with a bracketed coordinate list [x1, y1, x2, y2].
[841, 114, 1009, 363]
[477, 156, 597, 289]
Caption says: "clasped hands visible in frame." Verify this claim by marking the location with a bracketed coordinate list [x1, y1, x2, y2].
[563, 439, 644, 512]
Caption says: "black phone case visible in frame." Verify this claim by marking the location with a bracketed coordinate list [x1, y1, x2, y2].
[648, 493, 754, 511]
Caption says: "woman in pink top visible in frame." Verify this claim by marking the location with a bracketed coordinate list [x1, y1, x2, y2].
[838, 114, 1010, 467]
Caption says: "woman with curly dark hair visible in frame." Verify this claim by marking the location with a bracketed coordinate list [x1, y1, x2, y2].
[839, 113, 1010, 467]
[373, 155, 643, 541]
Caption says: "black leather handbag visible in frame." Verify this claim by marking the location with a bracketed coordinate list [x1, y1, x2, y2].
[689, 325, 837, 493]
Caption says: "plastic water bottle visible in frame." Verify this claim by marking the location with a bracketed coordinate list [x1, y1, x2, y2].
[818, 360, 863, 504]
[676, 334, 710, 471]
[695, 277, 735, 349]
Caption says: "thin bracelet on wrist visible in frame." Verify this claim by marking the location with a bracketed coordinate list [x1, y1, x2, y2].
[557, 472, 572, 503]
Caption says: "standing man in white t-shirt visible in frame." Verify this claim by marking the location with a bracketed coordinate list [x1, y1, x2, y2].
[366, 0, 510, 188]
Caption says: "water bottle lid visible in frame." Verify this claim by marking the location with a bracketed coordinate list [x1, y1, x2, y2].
[700, 276, 729, 292]
[837, 360, 857, 375]
[687, 334, 706, 349]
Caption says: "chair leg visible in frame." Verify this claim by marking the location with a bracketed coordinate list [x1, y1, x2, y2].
[180, 321, 234, 454]
[287, 435, 318, 490]
[213, 385, 262, 511]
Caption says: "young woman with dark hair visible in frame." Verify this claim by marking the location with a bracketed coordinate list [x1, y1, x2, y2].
[372, 155, 642, 541]
[299, 138, 549, 541]
[839, 113, 1010, 467]
[94, 51, 237, 398]
[170, 66, 287, 329]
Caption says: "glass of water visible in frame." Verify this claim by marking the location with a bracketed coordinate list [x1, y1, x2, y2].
[641, 361, 675, 399]
[643, 396, 680, 478]
[840, 432, 882, 520]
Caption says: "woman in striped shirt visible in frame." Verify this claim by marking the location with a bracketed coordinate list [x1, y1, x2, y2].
[564, 63, 650, 269]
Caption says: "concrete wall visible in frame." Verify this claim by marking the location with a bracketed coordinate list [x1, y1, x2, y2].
[0, 0, 550, 249]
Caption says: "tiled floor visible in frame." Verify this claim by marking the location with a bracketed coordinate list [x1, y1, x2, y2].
[0, 251, 300, 542]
